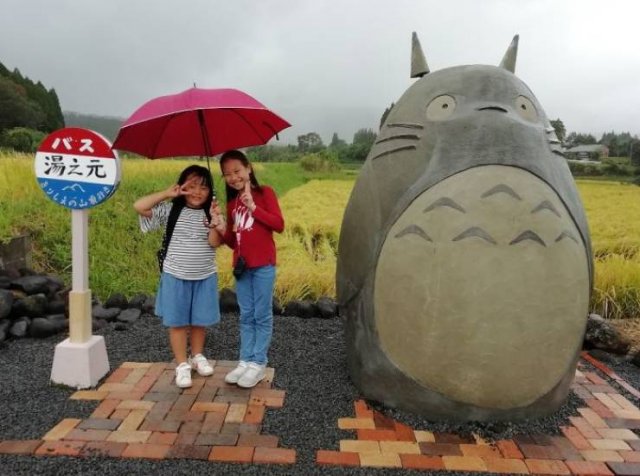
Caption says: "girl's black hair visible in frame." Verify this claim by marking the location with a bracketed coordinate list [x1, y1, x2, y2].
[172, 164, 214, 220]
[219, 149, 261, 200]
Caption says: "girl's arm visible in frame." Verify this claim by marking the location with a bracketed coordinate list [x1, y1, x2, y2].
[133, 184, 181, 218]
[251, 186, 284, 233]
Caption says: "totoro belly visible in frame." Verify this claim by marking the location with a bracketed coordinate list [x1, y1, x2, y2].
[374, 165, 589, 409]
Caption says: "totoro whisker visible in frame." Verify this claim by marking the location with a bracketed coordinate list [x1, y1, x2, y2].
[531, 200, 560, 218]
[555, 230, 579, 244]
[375, 134, 421, 145]
[481, 184, 522, 200]
[424, 197, 466, 213]
[395, 224, 432, 242]
[510, 230, 546, 247]
[386, 122, 424, 130]
[452, 227, 496, 244]
[371, 145, 417, 161]
[551, 150, 566, 158]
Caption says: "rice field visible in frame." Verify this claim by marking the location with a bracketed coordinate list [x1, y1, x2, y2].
[1, 151, 640, 319]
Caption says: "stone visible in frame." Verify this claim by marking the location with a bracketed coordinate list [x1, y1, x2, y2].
[47, 314, 67, 332]
[29, 317, 58, 338]
[127, 293, 148, 310]
[9, 319, 28, 338]
[117, 308, 141, 323]
[104, 293, 128, 309]
[272, 296, 283, 316]
[584, 313, 631, 355]
[92, 305, 121, 322]
[219, 288, 239, 313]
[0, 276, 11, 289]
[114, 323, 128, 331]
[284, 300, 316, 318]
[46, 299, 66, 314]
[142, 295, 156, 314]
[316, 296, 338, 319]
[18, 267, 37, 276]
[337, 34, 591, 420]
[92, 318, 107, 331]
[10, 275, 49, 295]
[11, 293, 48, 318]
[0, 289, 13, 319]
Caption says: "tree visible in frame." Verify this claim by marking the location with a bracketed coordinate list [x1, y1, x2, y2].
[630, 139, 640, 166]
[344, 128, 377, 162]
[549, 119, 566, 144]
[565, 132, 597, 147]
[329, 132, 346, 149]
[297, 132, 324, 153]
[0, 76, 46, 133]
[380, 102, 395, 129]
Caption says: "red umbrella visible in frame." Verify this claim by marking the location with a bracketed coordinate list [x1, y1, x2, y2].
[112, 87, 291, 158]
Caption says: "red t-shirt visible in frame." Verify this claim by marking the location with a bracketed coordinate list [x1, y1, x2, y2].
[222, 185, 284, 268]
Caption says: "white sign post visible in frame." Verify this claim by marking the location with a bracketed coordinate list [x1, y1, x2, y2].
[35, 127, 121, 388]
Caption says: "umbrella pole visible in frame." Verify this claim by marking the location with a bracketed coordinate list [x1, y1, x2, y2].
[197, 110, 216, 197]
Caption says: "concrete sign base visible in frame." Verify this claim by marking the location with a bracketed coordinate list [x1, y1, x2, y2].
[50, 335, 110, 389]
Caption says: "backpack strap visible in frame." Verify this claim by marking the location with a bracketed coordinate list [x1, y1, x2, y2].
[157, 203, 183, 272]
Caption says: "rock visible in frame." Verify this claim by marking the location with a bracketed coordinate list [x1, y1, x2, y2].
[47, 314, 67, 332]
[92, 318, 107, 331]
[9, 320, 29, 338]
[10, 275, 49, 295]
[18, 267, 38, 276]
[46, 299, 66, 314]
[0, 268, 20, 279]
[117, 308, 141, 323]
[11, 293, 48, 318]
[128, 293, 148, 310]
[0, 289, 13, 319]
[114, 323, 128, 331]
[29, 317, 58, 338]
[316, 296, 338, 319]
[584, 313, 631, 355]
[92, 305, 121, 322]
[142, 295, 156, 315]
[0, 320, 10, 342]
[44, 275, 65, 297]
[272, 296, 283, 316]
[0, 276, 11, 289]
[219, 288, 239, 313]
[631, 352, 640, 368]
[104, 293, 128, 309]
[283, 299, 316, 318]
[588, 349, 628, 365]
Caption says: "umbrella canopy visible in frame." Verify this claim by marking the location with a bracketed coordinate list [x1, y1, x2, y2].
[112, 87, 291, 158]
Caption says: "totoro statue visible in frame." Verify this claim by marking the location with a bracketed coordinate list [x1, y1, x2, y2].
[337, 33, 592, 421]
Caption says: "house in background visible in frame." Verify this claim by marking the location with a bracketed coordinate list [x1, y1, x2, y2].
[565, 144, 609, 161]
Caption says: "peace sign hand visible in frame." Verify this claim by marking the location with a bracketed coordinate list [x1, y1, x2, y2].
[240, 182, 256, 212]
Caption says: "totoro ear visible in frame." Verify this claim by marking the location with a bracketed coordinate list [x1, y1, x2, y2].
[499, 34, 519, 73]
[411, 32, 430, 78]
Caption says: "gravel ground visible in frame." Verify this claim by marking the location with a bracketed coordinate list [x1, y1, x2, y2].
[0, 313, 637, 476]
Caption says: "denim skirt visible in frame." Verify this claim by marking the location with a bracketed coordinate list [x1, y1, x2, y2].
[155, 272, 220, 327]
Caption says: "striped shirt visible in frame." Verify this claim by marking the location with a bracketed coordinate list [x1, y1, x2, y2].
[139, 201, 216, 280]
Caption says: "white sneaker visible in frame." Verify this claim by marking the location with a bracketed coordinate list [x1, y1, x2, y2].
[237, 362, 266, 388]
[175, 362, 192, 388]
[190, 353, 214, 376]
[224, 361, 249, 384]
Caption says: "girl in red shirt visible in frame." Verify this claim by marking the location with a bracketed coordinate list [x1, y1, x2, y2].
[211, 149, 284, 388]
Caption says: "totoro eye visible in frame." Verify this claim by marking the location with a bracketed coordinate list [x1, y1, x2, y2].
[515, 96, 538, 122]
[426, 95, 456, 121]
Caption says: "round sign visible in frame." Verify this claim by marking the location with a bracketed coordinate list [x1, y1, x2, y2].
[35, 128, 121, 209]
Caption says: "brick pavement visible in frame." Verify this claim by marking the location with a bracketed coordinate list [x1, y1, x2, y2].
[0, 360, 295, 465]
[2, 352, 640, 474]
[317, 352, 640, 475]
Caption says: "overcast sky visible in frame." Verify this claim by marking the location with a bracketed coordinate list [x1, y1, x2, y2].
[1, 0, 639, 145]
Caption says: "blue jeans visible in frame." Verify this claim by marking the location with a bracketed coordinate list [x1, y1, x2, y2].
[235, 265, 275, 366]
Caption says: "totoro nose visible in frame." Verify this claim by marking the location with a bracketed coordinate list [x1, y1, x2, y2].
[477, 106, 508, 113]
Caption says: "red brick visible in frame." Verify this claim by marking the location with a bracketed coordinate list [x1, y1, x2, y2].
[357, 429, 398, 441]
[372, 411, 395, 429]
[565, 460, 613, 475]
[147, 432, 178, 445]
[0, 440, 42, 455]
[571, 416, 601, 439]
[485, 458, 530, 474]
[80, 441, 127, 458]
[104, 367, 132, 384]
[524, 458, 570, 474]
[400, 454, 445, 470]
[419, 442, 463, 456]
[243, 405, 265, 424]
[209, 445, 254, 463]
[354, 400, 373, 418]
[316, 450, 360, 466]
[585, 399, 616, 419]
[253, 447, 296, 465]
[166, 444, 211, 460]
[562, 425, 593, 450]
[91, 399, 120, 419]
[121, 443, 170, 459]
[435, 432, 476, 444]
[497, 439, 525, 459]
[518, 444, 562, 460]
[35, 440, 85, 457]
[619, 451, 640, 463]
[459, 443, 501, 458]
[237, 434, 278, 447]
[394, 421, 416, 442]
[64, 429, 111, 442]
[606, 462, 640, 475]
